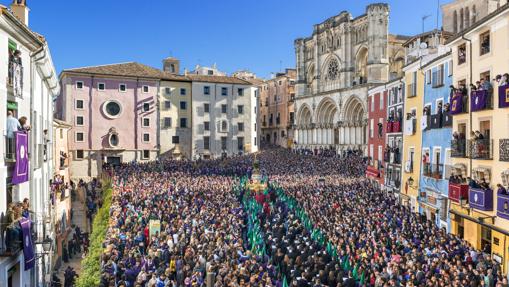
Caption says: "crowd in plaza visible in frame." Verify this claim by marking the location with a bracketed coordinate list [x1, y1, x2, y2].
[96, 148, 508, 287]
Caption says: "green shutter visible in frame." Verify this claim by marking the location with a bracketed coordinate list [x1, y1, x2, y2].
[7, 101, 17, 110]
[8, 39, 17, 52]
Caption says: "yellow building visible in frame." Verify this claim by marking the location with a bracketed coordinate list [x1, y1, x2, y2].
[447, 4, 509, 273]
[401, 60, 425, 212]
[159, 58, 193, 158]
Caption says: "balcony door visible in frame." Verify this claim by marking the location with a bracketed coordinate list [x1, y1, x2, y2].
[480, 120, 490, 139]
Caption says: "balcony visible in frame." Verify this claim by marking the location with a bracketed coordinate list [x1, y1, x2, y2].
[407, 83, 417, 98]
[422, 163, 444, 179]
[4, 135, 16, 162]
[470, 90, 492, 112]
[497, 192, 509, 220]
[500, 139, 509, 162]
[469, 187, 493, 211]
[429, 113, 452, 129]
[469, 139, 493, 160]
[386, 121, 402, 133]
[448, 183, 469, 203]
[451, 139, 467, 158]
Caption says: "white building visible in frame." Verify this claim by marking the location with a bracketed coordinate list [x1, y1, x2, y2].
[189, 74, 258, 159]
[0, 1, 59, 286]
[293, 4, 408, 154]
[190, 64, 226, 76]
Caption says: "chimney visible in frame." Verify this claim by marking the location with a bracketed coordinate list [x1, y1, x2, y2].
[11, 0, 29, 26]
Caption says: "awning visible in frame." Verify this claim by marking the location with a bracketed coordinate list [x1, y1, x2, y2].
[449, 209, 509, 236]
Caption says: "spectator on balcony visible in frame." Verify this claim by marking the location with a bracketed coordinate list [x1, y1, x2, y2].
[18, 116, 30, 132]
[377, 122, 383, 137]
[475, 131, 485, 140]
[471, 83, 478, 92]
[497, 184, 508, 195]
[468, 177, 480, 189]
[480, 178, 490, 190]
[500, 73, 509, 86]
[6, 109, 23, 141]
[423, 152, 430, 175]
[423, 106, 431, 116]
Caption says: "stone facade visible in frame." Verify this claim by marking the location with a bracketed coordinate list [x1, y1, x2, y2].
[442, 0, 507, 34]
[258, 69, 296, 148]
[293, 4, 407, 153]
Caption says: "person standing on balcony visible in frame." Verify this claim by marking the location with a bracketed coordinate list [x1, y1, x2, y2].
[497, 184, 507, 195]
[6, 110, 21, 138]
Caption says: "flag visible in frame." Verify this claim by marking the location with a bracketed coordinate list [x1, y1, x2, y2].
[12, 132, 29, 184]
[20, 218, 35, 270]
[404, 119, 414, 135]
[450, 93, 464, 114]
[471, 90, 488, 111]
[499, 84, 509, 108]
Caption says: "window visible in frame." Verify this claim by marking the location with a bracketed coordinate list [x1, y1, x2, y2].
[221, 104, 227, 113]
[237, 105, 244, 114]
[278, 80, 282, 85]
[164, 100, 171, 110]
[163, 117, 172, 128]
[204, 103, 210, 113]
[76, 150, 84, 159]
[221, 120, 228, 132]
[76, 116, 84, 126]
[143, 103, 150, 112]
[203, 136, 210, 150]
[180, 118, 187, 128]
[221, 87, 228, 96]
[221, 137, 227, 150]
[480, 31, 490, 55]
[238, 137, 244, 151]
[238, 122, 244, 132]
[76, 132, 84, 142]
[98, 83, 105, 91]
[143, 133, 150, 142]
[180, 88, 186, 95]
[204, 121, 210, 131]
[237, 88, 244, 96]
[370, 96, 374, 112]
[76, 100, 84, 109]
[76, 81, 84, 89]
[204, 86, 210, 95]
[142, 118, 150, 127]
[104, 101, 122, 118]
[119, 83, 127, 92]
[458, 44, 466, 65]
[142, 85, 149, 93]
[426, 70, 431, 84]
[172, 136, 179, 144]
[208, 70, 214, 75]
[142, 150, 150, 159]
[380, 92, 384, 110]
[180, 101, 187, 110]
[378, 145, 383, 163]
[370, 119, 374, 138]
[165, 87, 171, 95]
[432, 64, 444, 88]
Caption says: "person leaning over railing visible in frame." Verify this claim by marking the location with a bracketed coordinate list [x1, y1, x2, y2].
[497, 184, 508, 195]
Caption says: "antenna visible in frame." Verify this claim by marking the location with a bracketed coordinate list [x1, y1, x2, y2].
[422, 14, 431, 33]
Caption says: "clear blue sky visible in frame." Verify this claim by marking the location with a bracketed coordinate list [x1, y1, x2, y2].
[23, 0, 451, 79]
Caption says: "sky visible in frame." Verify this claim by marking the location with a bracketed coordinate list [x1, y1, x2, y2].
[22, 0, 451, 79]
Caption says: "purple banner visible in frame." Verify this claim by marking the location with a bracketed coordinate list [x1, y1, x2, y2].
[498, 84, 509, 108]
[471, 90, 488, 111]
[12, 132, 29, 184]
[450, 93, 464, 115]
[20, 218, 35, 270]
[469, 188, 493, 211]
[497, 193, 509, 220]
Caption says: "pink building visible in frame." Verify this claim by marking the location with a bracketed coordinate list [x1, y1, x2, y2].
[57, 63, 161, 178]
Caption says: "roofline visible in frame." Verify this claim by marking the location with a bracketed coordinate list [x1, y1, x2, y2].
[62, 62, 137, 72]
[0, 6, 44, 46]
[420, 51, 452, 70]
[59, 70, 162, 81]
[446, 3, 509, 45]
[368, 77, 404, 94]
[402, 29, 452, 47]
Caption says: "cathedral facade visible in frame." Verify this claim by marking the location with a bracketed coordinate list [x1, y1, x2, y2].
[293, 3, 407, 153]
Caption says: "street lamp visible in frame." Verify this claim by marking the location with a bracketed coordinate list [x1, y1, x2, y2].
[35, 236, 53, 257]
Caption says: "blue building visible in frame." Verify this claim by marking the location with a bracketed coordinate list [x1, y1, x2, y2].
[418, 52, 454, 231]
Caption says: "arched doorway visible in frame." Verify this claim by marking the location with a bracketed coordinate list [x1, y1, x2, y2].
[342, 96, 366, 150]
[356, 47, 368, 84]
[296, 104, 313, 146]
[315, 98, 338, 146]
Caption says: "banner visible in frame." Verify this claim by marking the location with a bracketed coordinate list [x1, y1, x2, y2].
[149, 220, 161, 239]
[20, 218, 35, 270]
[12, 132, 29, 184]
[450, 93, 463, 115]
[468, 187, 493, 211]
[471, 90, 488, 111]
[420, 116, 428, 131]
[404, 119, 413, 135]
[498, 84, 509, 108]
[497, 193, 509, 220]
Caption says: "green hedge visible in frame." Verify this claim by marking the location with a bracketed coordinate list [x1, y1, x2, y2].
[76, 179, 113, 287]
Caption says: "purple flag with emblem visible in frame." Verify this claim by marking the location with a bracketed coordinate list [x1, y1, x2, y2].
[450, 92, 463, 115]
[12, 132, 29, 184]
[498, 84, 509, 108]
[20, 218, 35, 270]
[471, 90, 488, 111]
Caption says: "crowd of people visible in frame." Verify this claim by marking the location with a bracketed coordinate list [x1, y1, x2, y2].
[96, 148, 507, 287]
